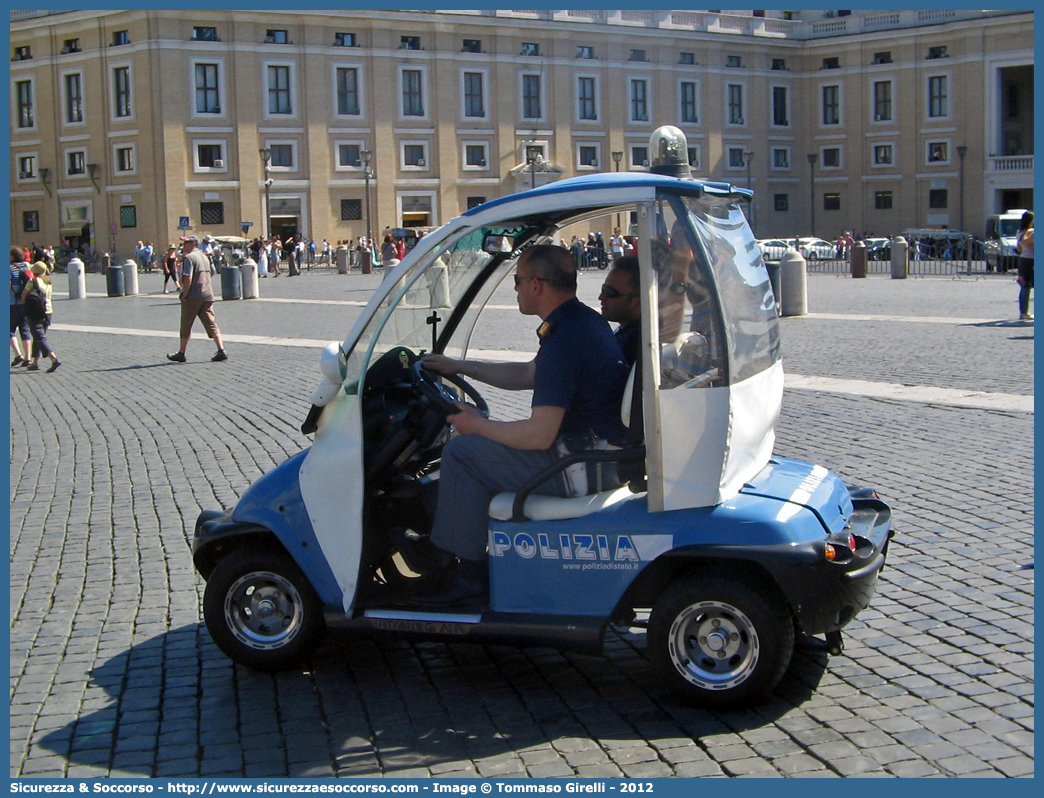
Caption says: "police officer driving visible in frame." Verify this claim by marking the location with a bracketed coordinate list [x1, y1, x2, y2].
[416, 243, 630, 606]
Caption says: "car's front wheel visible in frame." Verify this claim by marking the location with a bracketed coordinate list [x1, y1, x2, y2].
[805, 251, 818, 260]
[648, 574, 794, 708]
[203, 547, 325, 671]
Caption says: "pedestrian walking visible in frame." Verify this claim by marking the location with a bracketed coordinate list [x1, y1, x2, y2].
[22, 261, 60, 372]
[1015, 211, 1034, 321]
[162, 245, 179, 293]
[610, 227, 626, 265]
[9, 246, 33, 367]
[166, 235, 228, 363]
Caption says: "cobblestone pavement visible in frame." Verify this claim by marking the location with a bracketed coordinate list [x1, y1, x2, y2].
[9, 271, 1033, 778]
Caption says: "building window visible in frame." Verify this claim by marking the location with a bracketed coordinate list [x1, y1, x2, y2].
[680, 52, 695, 65]
[822, 57, 840, 70]
[115, 146, 134, 172]
[197, 143, 223, 168]
[61, 38, 81, 54]
[727, 147, 745, 169]
[686, 146, 700, 169]
[822, 147, 841, 168]
[16, 80, 33, 129]
[112, 30, 129, 46]
[929, 189, 948, 208]
[200, 201, 225, 225]
[874, 191, 893, 210]
[403, 142, 427, 168]
[266, 29, 289, 44]
[521, 74, 542, 120]
[64, 73, 83, 123]
[928, 76, 948, 118]
[269, 144, 293, 168]
[18, 155, 36, 180]
[195, 63, 220, 114]
[462, 38, 481, 53]
[774, 194, 788, 212]
[824, 193, 841, 211]
[873, 144, 893, 165]
[402, 68, 424, 116]
[336, 67, 360, 116]
[727, 84, 744, 125]
[520, 42, 539, 57]
[463, 72, 485, 118]
[578, 145, 598, 168]
[66, 150, 86, 176]
[113, 67, 132, 118]
[872, 51, 892, 65]
[400, 36, 421, 51]
[576, 46, 594, 59]
[927, 45, 948, 60]
[927, 141, 949, 163]
[771, 148, 790, 169]
[466, 196, 486, 210]
[873, 81, 892, 122]
[577, 77, 597, 121]
[772, 86, 789, 126]
[821, 85, 840, 125]
[22, 211, 39, 233]
[771, 58, 787, 71]
[680, 81, 698, 124]
[334, 32, 356, 47]
[12, 45, 31, 60]
[267, 65, 292, 114]
[338, 143, 361, 167]
[465, 143, 487, 167]
[629, 49, 647, 62]
[192, 26, 219, 42]
[630, 146, 648, 169]
[630, 79, 649, 122]
[726, 55, 742, 68]
[341, 199, 362, 221]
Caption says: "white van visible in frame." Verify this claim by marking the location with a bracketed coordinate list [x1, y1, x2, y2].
[984, 209, 1030, 272]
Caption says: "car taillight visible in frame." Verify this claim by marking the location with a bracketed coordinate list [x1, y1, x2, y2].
[846, 533, 857, 551]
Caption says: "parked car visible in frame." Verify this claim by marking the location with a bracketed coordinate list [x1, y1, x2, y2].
[984, 211, 1028, 272]
[865, 237, 891, 261]
[192, 154, 894, 709]
[797, 238, 836, 260]
[756, 239, 791, 261]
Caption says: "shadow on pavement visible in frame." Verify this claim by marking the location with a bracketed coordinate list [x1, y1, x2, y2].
[36, 624, 827, 777]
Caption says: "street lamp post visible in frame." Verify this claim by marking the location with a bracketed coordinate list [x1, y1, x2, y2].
[743, 149, 754, 234]
[807, 153, 818, 239]
[361, 149, 373, 244]
[956, 145, 968, 232]
[611, 150, 623, 231]
[528, 151, 545, 190]
[258, 148, 272, 241]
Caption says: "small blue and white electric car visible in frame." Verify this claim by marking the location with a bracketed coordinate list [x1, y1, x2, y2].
[193, 129, 893, 708]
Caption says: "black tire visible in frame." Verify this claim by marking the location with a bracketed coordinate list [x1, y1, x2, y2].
[806, 251, 818, 261]
[203, 547, 325, 671]
[648, 574, 795, 709]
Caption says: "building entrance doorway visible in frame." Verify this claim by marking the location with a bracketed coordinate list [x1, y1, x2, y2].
[271, 217, 299, 242]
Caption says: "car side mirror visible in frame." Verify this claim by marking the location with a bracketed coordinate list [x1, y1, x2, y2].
[484, 235, 514, 254]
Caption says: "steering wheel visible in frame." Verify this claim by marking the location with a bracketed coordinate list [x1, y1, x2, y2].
[411, 360, 489, 417]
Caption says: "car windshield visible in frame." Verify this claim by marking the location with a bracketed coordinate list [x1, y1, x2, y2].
[344, 225, 532, 386]
[999, 219, 1022, 236]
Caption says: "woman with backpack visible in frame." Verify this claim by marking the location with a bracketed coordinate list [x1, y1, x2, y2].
[22, 261, 60, 372]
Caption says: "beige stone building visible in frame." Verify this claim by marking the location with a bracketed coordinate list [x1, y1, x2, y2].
[9, 9, 1033, 258]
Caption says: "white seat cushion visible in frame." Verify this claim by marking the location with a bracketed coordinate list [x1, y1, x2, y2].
[489, 486, 643, 522]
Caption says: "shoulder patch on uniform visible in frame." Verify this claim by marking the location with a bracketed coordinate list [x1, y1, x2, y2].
[537, 320, 553, 339]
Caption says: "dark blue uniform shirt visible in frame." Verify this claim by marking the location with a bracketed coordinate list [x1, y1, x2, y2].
[532, 297, 629, 442]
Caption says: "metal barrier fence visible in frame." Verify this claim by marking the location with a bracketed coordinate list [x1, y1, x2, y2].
[804, 256, 997, 276]
[572, 249, 611, 270]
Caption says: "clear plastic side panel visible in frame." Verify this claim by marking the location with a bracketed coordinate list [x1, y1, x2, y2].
[650, 198, 727, 390]
[681, 195, 781, 384]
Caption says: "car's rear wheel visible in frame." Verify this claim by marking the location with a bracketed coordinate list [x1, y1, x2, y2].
[203, 547, 325, 671]
[648, 574, 794, 708]
[806, 251, 818, 260]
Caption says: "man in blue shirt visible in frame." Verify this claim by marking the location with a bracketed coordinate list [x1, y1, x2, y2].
[417, 244, 629, 605]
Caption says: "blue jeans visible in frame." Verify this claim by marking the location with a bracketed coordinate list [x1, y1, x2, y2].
[1018, 258, 1034, 315]
[430, 436, 567, 562]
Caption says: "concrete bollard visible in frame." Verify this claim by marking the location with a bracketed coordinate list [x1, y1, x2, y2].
[101, 252, 112, 273]
[241, 258, 259, 299]
[67, 257, 86, 299]
[336, 246, 349, 274]
[121, 258, 139, 296]
[890, 236, 909, 279]
[778, 248, 808, 316]
[851, 240, 867, 279]
[359, 248, 373, 275]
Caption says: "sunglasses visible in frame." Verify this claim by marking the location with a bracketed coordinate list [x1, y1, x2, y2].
[513, 274, 549, 286]
[600, 284, 637, 299]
